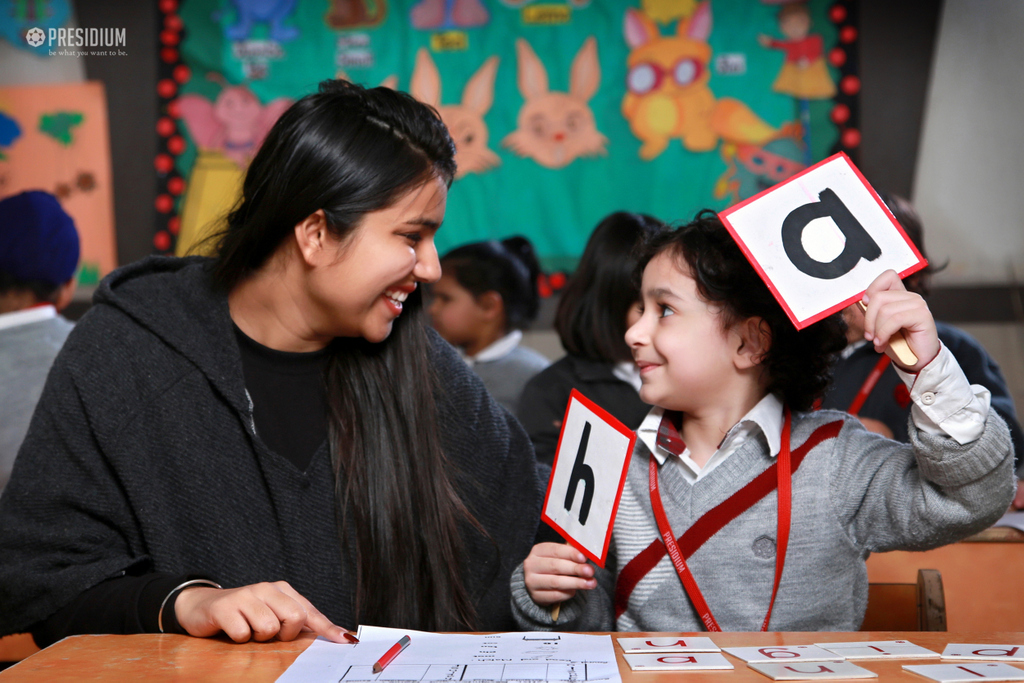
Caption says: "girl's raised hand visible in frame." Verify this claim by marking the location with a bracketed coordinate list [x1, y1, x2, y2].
[174, 580, 357, 644]
[522, 542, 597, 606]
[860, 269, 940, 373]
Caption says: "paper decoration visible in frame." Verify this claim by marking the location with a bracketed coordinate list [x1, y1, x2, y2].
[541, 389, 636, 567]
[719, 152, 926, 329]
[617, 636, 720, 654]
[903, 663, 1024, 683]
[0, 82, 117, 286]
[724, 645, 844, 664]
[943, 645, 1024, 662]
[624, 652, 733, 672]
[749, 660, 878, 680]
[814, 640, 940, 659]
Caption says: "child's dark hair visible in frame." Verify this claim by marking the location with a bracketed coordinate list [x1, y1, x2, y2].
[556, 211, 666, 363]
[877, 191, 945, 298]
[440, 236, 541, 331]
[636, 210, 847, 411]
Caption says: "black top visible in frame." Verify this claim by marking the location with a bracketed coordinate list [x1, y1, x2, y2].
[517, 354, 650, 466]
[234, 324, 328, 473]
[1, 256, 543, 643]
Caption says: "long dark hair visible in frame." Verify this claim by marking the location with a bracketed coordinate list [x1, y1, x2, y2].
[439, 236, 542, 332]
[556, 212, 665, 363]
[636, 210, 846, 411]
[210, 80, 481, 630]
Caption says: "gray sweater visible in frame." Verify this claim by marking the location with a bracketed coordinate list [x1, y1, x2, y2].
[0, 313, 74, 494]
[511, 407, 1014, 631]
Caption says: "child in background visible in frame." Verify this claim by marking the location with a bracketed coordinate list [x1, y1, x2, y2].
[430, 236, 550, 414]
[822, 192, 1024, 508]
[512, 211, 1014, 632]
[517, 212, 665, 466]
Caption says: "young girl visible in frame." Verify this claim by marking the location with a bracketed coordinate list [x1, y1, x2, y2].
[0, 80, 542, 647]
[517, 212, 664, 465]
[512, 211, 1014, 631]
[429, 237, 549, 414]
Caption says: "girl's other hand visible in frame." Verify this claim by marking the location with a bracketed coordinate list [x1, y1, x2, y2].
[860, 270, 940, 373]
[522, 542, 597, 606]
[174, 580, 357, 644]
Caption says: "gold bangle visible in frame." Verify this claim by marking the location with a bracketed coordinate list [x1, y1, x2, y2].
[158, 579, 222, 633]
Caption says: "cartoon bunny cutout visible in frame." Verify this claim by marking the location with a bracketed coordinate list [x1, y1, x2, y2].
[502, 37, 608, 169]
[410, 48, 500, 178]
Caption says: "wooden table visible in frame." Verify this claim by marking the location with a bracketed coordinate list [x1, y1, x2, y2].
[3, 631, 1022, 682]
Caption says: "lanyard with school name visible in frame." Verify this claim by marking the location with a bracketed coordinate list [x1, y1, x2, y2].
[648, 406, 793, 632]
[847, 354, 891, 416]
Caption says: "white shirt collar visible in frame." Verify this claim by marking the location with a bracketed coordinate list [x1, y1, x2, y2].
[0, 304, 57, 331]
[467, 329, 522, 365]
[611, 361, 642, 391]
[637, 393, 784, 480]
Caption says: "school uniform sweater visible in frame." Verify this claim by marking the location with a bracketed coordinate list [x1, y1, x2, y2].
[0, 256, 544, 637]
[511, 403, 1014, 632]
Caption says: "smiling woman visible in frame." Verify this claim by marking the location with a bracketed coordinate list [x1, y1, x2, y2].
[0, 80, 543, 648]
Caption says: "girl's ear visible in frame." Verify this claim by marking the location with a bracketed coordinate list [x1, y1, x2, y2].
[294, 210, 329, 266]
[477, 290, 504, 319]
[734, 316, 771, 370]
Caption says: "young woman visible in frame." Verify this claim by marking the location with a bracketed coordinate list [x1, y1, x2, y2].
[516, 212, 665, 465]
[429, 236, 549, 414]
[0, 80, 543, 646]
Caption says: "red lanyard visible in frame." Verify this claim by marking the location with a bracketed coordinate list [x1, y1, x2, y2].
[848, 354, 891, 416]
[648, 407, 792, 632]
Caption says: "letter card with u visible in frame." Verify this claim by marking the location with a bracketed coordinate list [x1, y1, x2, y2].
[542, 389, 636, 566]
[719, 152, 926, 329]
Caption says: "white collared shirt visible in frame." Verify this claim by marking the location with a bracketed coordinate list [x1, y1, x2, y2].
[636, 342, 990, 484]
[0, 304, 57, 332]
[611, 361, 642, 392]
[465, 330, 522, 367]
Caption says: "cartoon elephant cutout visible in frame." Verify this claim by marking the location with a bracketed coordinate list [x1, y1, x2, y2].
[502, 37, 608, 169]
[410, 49, 500, 179]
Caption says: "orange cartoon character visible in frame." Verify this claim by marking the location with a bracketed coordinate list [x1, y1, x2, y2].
[410, 48, 500, 178]
[502, 37, 607, 169]
[622, 2, 775, 159]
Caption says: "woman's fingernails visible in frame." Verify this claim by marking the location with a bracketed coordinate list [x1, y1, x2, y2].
[343, 632, 359, 644]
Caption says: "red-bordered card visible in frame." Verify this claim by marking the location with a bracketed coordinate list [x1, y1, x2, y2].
[719, 152, 926, 330]
[541, 389, 637, 567]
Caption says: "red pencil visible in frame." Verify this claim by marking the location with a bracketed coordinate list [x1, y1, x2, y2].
[372, 634, 411, 673]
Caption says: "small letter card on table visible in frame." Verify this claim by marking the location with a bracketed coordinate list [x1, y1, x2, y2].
[617, 636, 720, 654]
[943, 645, 1024, 662]
[903, 663, 1024, 682]
[815, 640, 940, 659]
[724, 645, 844, 664]
[748, 660, 878, 680]
[542, 389, 636, 566]
[719, 152, 926, 330]
[624, 652, 733, 672]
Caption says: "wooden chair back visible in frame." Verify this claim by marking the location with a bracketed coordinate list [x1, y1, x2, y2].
[861, 568, 946, 631]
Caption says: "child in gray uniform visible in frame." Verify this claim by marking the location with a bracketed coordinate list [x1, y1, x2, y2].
[512, 211, 1014, 632]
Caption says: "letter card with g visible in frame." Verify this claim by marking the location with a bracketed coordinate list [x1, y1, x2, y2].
[719, 152, 926, 329]
[542, 389, 636, 567]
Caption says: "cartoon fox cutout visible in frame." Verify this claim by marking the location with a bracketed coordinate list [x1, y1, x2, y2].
[502, 37, 608, 169]
[410, 49, 500, 178]
[622, 2, 775, 159]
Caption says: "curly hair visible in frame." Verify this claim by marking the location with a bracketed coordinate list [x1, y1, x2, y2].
[635, 210, 847, 411]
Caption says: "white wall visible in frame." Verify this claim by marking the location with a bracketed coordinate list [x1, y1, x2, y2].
[912, 0, 1024, 285]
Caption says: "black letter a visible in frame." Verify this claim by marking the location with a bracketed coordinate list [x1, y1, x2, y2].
[781, 187, 882, 279]
[564, 422, 595, 524]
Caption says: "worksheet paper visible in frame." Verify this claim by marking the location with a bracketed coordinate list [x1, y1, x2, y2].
[276, 626, 622, 682]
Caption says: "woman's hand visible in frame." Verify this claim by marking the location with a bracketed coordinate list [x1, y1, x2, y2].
[174, 581, 356, 644]
[522, 543, 597, 606]
[860, 270, 940, 373]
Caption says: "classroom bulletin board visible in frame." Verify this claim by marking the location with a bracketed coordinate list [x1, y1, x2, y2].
[154, 0, 861, 275]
